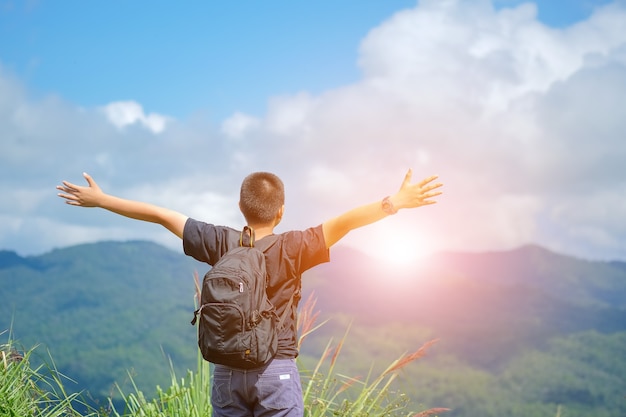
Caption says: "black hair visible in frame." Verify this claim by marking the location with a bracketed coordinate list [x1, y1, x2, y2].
[239, 172, 285, 224]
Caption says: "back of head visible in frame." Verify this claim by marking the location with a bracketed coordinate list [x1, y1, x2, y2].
[239, 172, 285, 225]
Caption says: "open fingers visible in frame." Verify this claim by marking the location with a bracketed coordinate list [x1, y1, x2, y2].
[56, 181, 82, 203]
[419, 199, 438, 206]
[82, 172, 96, 187]
[417, 174, 443, 194]
[421, 190, 443, 200]
[400, 168, 413, 190]
[58, 181, 80, 192]
[56, 173, 101, 208]
[418, 175, 439, 187]
[56, 192, 80, 205]
[422, 182, 443, 194]
[416, 177, 443, 206]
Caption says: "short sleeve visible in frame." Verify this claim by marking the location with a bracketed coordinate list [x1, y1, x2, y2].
[182, 218, 239, 266]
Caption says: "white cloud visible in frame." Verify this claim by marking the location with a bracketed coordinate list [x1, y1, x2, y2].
[265, 92, 317, 136]
[256, 0, 626, 260]
[102, 100, 170, 134]
[306, 165, 353, 199]
[221, 112, 261, 139]
[2, 0, 626, 262]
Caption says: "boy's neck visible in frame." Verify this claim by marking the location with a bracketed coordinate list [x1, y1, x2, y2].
[248, 224, 275, 240]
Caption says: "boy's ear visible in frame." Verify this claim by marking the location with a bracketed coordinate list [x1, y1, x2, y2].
[275, 205, 285, 225]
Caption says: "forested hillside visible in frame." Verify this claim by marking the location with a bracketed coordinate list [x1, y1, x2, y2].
[0, 241, 202, 407]
[301, 245, 626, 416]
[1, 241, 625, 416]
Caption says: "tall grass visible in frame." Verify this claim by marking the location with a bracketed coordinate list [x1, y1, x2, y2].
[0, 335, 95, 417]
[103, 291, 449, 416]
[107, 352, 212, 417]
[1, 291, 450, 416]
[297, 293, 449, 417]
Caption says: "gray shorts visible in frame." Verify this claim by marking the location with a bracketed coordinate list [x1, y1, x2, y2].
[211, 358, 303, 417]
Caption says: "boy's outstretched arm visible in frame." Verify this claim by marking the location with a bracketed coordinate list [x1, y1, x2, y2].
[56, 172, 188, 239]
[322, 169, 443, 249]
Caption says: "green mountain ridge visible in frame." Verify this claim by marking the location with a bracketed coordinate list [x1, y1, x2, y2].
[1, 240, 625, 416]
[1, 240, 202, 408]
[303, 245, 626, 370]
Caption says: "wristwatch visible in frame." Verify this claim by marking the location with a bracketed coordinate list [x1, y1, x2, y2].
[382, 196, 398, 215]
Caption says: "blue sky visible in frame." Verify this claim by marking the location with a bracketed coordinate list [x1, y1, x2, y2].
[1, 0, 625, 263]
[1, 1, 423, 120]
[1, 0, 614, 120]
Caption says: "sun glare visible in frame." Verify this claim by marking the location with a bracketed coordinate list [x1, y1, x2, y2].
[378, 237, 426, 267]
[365, 225, 431, 269]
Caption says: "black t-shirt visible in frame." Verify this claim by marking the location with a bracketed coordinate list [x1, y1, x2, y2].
[183, 218, 330, 358]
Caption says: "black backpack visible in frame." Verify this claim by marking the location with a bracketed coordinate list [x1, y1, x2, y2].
[191, 227, 292, 369]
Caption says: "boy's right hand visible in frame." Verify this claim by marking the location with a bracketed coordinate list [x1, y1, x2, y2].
[56, 172, 104, 207]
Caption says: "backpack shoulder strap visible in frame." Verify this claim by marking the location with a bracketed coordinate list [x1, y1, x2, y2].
[240, 226, 291, 328]
[240, 226, 278, 251]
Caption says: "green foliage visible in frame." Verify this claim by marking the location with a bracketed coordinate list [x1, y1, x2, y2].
[103, 296, 447, 417]
[107, 353, 212, 417]
[0, 337, 96, 417]
[498, 331, 626, 417]
[297, 310, 626, 416]
[2, 241, 626, 416]
[1, 303, 446, 417]
[0, 241, 201, 401]
[3, 309, 624, 417]
[300, 335, 446, 416]
[294, 296, 449, 417]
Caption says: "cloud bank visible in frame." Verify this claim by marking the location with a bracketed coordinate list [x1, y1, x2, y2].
[1, 0, 625, 261]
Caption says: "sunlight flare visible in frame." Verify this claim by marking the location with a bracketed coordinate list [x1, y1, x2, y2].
[365, 224, 433, 268]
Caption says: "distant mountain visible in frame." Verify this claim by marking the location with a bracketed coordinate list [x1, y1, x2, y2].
[1, 241, 625, 417]
[304, 244, 626, 367]
[429, 244, 626, 309]
[0, 241, 203, 404]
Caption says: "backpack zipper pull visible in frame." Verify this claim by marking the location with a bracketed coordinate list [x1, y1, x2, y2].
[239, 282, 244, 293]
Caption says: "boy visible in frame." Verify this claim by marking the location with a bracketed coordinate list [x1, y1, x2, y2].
[57, 169, 442, 417]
